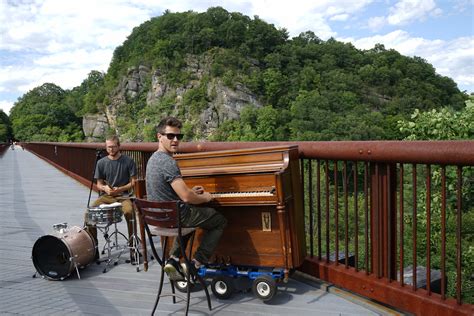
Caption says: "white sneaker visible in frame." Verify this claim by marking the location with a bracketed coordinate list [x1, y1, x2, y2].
[164, 258, 185, 281]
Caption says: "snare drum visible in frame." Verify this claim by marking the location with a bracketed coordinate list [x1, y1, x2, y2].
[87, 205, 123, 225]
[32, 225, 96, 280]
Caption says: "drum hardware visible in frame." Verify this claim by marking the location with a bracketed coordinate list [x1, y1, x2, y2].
[53, 222, 68, 233]
[32, 224, 95, 280]
[87, 149, 106, 209]
[86, 204, 142, 273]
[95, 220, 129, 273]
[85, 204, 126, 273]
[125, 208, 142, 272]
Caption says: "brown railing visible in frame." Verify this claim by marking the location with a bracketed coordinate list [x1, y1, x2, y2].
[22, 141, 474, 315]
[0, 143, 10, 157]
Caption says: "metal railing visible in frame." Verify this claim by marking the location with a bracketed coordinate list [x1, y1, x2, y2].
[0, 143, 10, 157]
[22, 141, 474, 315]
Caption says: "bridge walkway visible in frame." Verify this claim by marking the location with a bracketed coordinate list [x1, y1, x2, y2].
[0, 146, 400, 315]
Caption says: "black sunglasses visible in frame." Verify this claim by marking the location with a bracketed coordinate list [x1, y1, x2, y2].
[162, 133, 184, 140]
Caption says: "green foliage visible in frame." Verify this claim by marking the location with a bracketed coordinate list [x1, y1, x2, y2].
[182, 81, 209, 115]
[398, 99, 474, 140]
[210, 105, 288, 141]
[9, 83, 84, 141]
[72, 70, 106, 115]
[0, 110, 12, 142]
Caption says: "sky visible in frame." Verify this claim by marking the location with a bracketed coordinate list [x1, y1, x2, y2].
[0, 0, 473, 115]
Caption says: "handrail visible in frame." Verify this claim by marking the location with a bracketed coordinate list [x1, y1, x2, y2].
[23, 140, 474, 165]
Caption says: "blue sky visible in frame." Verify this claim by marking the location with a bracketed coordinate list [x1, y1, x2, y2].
[0, 0, 473, 114]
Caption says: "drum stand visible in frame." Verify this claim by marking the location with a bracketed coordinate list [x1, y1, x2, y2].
[126, 209, 142, 272]
[96, 213, 142, 273]
[97, 222, 128, 273]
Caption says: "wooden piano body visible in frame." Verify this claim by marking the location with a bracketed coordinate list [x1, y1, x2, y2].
[175, 145, 306, 271]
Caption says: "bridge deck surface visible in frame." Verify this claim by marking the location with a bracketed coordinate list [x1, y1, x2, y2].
[0, 147, 396, 315]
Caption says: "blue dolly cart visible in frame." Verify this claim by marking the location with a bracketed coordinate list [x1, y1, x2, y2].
[173, 263, 285, 301]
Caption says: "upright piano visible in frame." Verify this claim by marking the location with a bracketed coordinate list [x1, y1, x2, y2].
[175, 145, 306, 274]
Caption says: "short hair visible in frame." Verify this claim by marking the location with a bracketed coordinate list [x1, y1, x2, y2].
[156, 116, 182, 134]
[106, 135, 120, 146]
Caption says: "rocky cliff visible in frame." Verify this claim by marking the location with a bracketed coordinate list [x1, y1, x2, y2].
[83, 54, 261, 142]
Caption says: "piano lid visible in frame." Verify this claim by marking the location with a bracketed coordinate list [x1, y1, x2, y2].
[175, 145, 299, 177]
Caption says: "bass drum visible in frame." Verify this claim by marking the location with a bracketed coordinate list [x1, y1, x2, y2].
[32, 226, 96, 280]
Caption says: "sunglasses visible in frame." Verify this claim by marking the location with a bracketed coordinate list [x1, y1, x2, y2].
[162, 133, 184, 140]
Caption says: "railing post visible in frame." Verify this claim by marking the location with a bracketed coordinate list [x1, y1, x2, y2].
[370, 162, 397, 280]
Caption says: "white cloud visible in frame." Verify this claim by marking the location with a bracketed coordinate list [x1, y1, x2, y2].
[0, 0, 151, 103]
[387, 0, 440, 26]
[0, 100, 14, 115]
[368, 16, 386, 31]
[34, 48, 112, 69]
[0, 0, 151, 52]
[330, 14, 349, 21]
[249, 0, 373, 38]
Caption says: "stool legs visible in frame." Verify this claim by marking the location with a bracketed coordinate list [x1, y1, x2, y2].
[146, 231, 212, 315]
[151, 237, 168, 315]
[177, 232, 192, 315]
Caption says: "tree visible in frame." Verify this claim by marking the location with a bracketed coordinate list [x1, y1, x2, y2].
[10, 83, 83, 141]
[0, 110, 12, 142]
[398, 99, 473, 140]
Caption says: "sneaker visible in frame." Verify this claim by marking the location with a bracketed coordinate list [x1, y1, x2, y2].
[164, 258, 185, 281]
[180, 259, 201, 278]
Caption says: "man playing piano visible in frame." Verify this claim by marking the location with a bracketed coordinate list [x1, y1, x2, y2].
[146, 116, 227, 280]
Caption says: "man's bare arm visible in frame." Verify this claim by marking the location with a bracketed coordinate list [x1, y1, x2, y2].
[171, 178, 212, 205]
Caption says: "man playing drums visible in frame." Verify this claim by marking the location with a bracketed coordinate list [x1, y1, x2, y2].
[85, 135, 137, 261]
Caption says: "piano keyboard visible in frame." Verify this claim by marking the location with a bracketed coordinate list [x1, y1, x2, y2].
[211, 191, 275, 198]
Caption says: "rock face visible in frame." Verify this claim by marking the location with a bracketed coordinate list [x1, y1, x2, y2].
[202, 81, 261, 130]
[83, 113, 109, 142]
[84, 54, 261, 141]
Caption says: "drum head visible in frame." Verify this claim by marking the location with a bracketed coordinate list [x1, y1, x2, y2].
[32, 235, 71, 280]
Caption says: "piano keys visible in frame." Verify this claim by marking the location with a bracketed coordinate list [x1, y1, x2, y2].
[174, 145, 306, 273]
[211, 189, 275, 198]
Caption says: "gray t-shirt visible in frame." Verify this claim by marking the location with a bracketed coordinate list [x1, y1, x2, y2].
[146, 151, 189, 213]
[95, 154, 137, 196]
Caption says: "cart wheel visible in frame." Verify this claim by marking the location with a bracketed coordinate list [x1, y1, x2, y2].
[211, 276, 234, 299]
[252, 275, 277, 302]
[174, 280, 193, 293]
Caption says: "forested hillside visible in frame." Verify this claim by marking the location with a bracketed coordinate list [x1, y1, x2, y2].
[9, 7, 469, 142]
